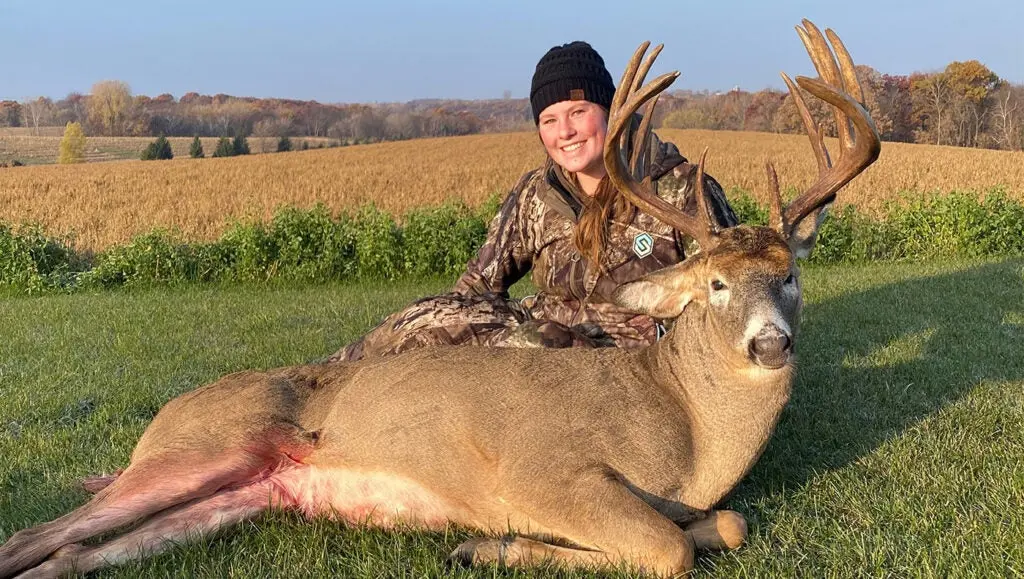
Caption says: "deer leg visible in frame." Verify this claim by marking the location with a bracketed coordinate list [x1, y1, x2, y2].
[79, 471, 121, 494]
[683, 510, 747, 551]
[452, 475, 694, 577]
[18, 480, 276, 579]
[451, 535, 613, 571]
[0, 450, 272, 578]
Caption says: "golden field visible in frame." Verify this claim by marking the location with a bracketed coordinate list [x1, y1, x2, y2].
[1, 129, 1022, 253]
[0, 130, 335, 165]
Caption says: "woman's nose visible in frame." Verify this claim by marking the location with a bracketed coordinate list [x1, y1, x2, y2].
[557, 118, 576, 140]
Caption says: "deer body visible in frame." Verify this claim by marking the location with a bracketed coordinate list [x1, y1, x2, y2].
[152, 312, 790, 533]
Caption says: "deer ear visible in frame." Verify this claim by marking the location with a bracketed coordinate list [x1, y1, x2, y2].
[787, 203, 830, 259]
[612, 262, 697, 319]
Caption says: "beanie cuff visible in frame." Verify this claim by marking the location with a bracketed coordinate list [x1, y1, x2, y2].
[531, 78, 615, 124]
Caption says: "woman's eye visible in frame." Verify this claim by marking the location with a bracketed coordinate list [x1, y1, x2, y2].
[711, 280, 726, 291]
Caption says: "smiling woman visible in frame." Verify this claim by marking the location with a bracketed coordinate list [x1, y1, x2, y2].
[329, 39, 738, 362]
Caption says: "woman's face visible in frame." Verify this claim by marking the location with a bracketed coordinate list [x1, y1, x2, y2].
[537, 100, 608, 180]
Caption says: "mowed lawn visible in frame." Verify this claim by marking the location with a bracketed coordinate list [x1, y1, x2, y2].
[0, 259, 1022, 577]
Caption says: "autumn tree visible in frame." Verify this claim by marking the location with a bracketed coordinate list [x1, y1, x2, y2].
[58, 122, 86, 164]
[743, 90, 786, 132]
[944, 60, 1000, 147]
[54, 92, 88, 126]
[0, 101, 22, 127]
[21, 97, 54, 135]
[771, 85, 836, 136]
[88, 80, 133, 136]
[876, 74, 915, 142]
[662, 105, 716, 130]
[991, 84, 1023, 150]
[912, 73, 953, 145]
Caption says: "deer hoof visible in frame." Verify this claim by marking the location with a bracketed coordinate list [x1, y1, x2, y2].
[448, 535, 515, 566]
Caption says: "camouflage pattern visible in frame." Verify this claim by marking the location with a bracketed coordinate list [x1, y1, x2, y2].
[329, 133, 737, 362]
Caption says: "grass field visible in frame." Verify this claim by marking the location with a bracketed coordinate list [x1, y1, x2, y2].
[1, 129, 1022, 253]
[1, 258, 1021, 576]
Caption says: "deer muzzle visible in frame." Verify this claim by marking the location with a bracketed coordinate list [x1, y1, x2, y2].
[748, 324, 792, 369]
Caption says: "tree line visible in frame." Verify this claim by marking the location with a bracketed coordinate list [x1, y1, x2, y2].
[2, 59, 1021, 151]
[656, 61, 1022, 150]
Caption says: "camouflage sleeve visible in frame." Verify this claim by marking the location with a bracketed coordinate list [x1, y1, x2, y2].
[649, 134, 739, 256]
[452, 171, 536, 297]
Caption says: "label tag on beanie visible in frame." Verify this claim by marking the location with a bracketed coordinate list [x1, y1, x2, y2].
[569, 89, 585, 100]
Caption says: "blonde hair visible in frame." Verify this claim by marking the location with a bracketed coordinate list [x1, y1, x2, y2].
[572, 175, 636, 270]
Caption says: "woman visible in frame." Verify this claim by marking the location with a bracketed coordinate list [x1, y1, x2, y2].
[330, 41, 736, 362]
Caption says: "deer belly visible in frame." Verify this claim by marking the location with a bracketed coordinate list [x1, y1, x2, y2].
[268, 466, 456, 530]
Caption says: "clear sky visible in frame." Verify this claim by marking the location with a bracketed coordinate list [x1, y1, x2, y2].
[1, 0, 1021, 103]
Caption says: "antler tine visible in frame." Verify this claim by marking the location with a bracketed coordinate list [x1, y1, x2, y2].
[605, 42, 720, 249]
[765, 161, 785, 233]
[780, 71, 831, 175]
[693, 148, 717, 233]
[629, 93, 660, 178]
[796, 19, 852, 152]
[779, 21, 881, 234]
[628, 44, 665, 178]
[826, 28, 865, 103]
[630, 43, 664, 94]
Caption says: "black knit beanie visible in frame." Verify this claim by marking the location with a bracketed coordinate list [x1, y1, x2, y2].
[530, 41, 615, 125]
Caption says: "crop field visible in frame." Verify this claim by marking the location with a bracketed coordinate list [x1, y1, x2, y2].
[1, 129, 1022, 253]
[0, 129, 336, 165]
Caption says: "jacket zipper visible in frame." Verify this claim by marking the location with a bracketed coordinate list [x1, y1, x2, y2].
[567, 254, 585, 326]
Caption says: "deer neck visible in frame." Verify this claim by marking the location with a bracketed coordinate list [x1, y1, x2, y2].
[647, 307, 794, 510]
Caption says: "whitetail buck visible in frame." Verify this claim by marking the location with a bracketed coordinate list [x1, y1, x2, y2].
[0, 20, 879, 578]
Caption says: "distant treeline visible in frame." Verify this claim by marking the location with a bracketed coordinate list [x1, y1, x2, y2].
[2, 60, 1021, 150]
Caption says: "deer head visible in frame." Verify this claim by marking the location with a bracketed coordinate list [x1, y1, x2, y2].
[609, 20, 880, 371]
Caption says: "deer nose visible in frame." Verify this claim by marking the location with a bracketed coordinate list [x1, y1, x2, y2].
[749, 324, 792, 369]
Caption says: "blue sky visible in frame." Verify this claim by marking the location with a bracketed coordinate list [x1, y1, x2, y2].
[1, 0, 1021, 103]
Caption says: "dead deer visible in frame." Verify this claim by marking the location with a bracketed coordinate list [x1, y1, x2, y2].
[0, 20, 879, 578]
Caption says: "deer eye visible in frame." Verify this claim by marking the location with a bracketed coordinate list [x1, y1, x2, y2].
[784, 274, 796, 285]
[711, 279, 726, 291]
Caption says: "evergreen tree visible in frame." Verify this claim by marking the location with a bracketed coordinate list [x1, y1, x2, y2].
[140, 135, 173, 160]
[232, 134, 250, 156]
[212, 136, 235, 157]
[276, 136, 293, 152]
[58, 122, 86, 164]
[189, 136, 204, 158]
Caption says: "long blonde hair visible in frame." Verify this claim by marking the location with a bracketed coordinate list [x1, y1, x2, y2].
[572, 174, 636, 269]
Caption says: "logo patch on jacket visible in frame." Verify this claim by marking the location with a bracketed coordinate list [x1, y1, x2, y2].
[633, 232, 653, 258]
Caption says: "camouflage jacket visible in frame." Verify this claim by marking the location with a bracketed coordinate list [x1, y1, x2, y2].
[452, 134, 738, 348]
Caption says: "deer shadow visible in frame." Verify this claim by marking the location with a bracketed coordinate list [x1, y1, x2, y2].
[734, 258, 1024, 500]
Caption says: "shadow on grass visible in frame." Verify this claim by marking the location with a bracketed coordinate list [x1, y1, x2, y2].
[736, 258, 1024, 499]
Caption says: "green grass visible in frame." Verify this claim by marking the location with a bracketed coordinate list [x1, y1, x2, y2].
[1, 260, 1022, 577]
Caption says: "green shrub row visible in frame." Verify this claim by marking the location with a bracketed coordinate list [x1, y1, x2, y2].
[729, 187, 1024, 264]
[0, 199, 497, 292]
[1, 189, 1021, 293]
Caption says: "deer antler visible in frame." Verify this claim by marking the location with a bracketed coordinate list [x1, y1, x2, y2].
[604, 42, 723, 251]
[769, 19, 882, 237]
